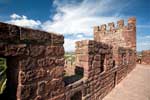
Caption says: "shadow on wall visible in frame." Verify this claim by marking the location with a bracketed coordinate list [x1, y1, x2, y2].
[63, 66, 84, 86]
[0, 57, 19, 100]
[70, 91, 82, 100]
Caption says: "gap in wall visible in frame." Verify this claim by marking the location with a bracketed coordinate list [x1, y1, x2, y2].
[0, 56, 19, 100]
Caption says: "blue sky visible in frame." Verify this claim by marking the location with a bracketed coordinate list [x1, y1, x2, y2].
[0, 0, 150, 51]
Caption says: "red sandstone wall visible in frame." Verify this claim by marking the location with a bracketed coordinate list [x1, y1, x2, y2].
[66, 40, 115, 100]
[141, 50, 150, 65]
[116, 47, 136, 84]
[93, 17, 136, 66]
[65, 17, 137, 100]
[72, 40, 136, 100]
[0, 22, 65, 100]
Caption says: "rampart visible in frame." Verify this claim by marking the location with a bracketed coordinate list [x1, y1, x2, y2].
[0, 17, 136, 100]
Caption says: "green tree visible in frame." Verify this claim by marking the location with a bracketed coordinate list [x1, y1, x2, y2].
[0, 58, 7, 94]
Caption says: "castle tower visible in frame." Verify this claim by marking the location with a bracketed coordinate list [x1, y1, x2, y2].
[93, 17, 136, 66]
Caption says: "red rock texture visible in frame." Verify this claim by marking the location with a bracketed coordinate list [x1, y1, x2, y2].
[0, 22, 65, 100]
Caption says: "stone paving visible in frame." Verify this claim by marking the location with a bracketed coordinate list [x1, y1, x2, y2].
[103, 64, 150, 100]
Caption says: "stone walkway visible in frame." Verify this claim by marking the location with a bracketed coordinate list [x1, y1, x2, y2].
[103, 64, 150, 100]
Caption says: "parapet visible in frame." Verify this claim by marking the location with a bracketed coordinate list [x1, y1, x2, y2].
[108, 22, 115, 31]
[128, 17, 136, 29]
[0, 22, 64, 45]
[93, 17, 136, 33]
[128, 17, 136, 24]
[93, 17, 136, 50]
[117, 19, 124, 28]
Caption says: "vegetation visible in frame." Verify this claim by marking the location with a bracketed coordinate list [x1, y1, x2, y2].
[0, 58, 7, 94]
[64, 52, 76, 66]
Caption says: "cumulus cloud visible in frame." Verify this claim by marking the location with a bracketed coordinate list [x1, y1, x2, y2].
[64, 36, 92, 52]
[7, 13, 41, 29]
[137, 34, 150, 51]
[41, 0, 127, 35]
[10, 13, 21, 19]
[137, 42, 150, 51]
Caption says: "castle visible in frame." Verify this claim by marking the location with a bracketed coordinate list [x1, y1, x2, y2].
[0, 17, 136, 100]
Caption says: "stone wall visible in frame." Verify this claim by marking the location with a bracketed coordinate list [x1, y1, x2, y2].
[0, 22, 65, 100]
[75, 40, 114, 100]
[0, 17, 136, 100]
[68, 40, 136, 100]
[141, 50, 150, 64]
[94, 17, 136, 66]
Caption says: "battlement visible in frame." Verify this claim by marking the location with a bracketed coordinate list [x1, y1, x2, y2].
[0, 22, 64, 46]
[94, 17, 136, 33]
[94, 17, 136, 51]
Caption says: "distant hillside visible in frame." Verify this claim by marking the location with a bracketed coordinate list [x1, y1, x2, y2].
[64, 52, 75, 66]
[137, 51, 142, 56]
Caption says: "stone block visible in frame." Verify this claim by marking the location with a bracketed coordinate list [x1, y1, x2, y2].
[0, 22, 20, 41]
[20, 27, 51, 42]
[19, 57, 37, 71]
[17, 84, 37, 100]
[29, 45, 45, 57]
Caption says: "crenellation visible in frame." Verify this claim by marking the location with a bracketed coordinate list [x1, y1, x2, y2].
[100, 24, 107, 31]
[117, 19, 124, 29]
[94, 19, 128, 46]
[128, 17, 136, 25]
[93, 17, 136, 36]
[108, 22, 115, 31]
[93, 26, 100, 32]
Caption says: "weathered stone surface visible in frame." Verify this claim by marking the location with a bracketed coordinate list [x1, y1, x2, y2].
[0, 22, 65, 100]
[34, 96, 42, 100]
[0, 22, 20, 41]
[17, 84, 37, 100]
[20, 27, 51, 42]
[19, 57, 37, 71]
[37, 81, 46, 95]
[37, 57, 56, 67]
[29, 45, 45, 57]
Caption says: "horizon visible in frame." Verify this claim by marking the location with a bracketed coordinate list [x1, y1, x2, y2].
[0, 0, 150, 52]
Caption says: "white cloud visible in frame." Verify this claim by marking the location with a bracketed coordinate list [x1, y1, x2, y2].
[77, 34, 83, 38]
[64, 36, 92, 52]
[137, 42, 150, 51]
[7, 13, 41, 29]
[41, 0, 125, 35]
[10, 13, 21, 19]
[64, 39, 77, 52]
[145, 35, 150, 39]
